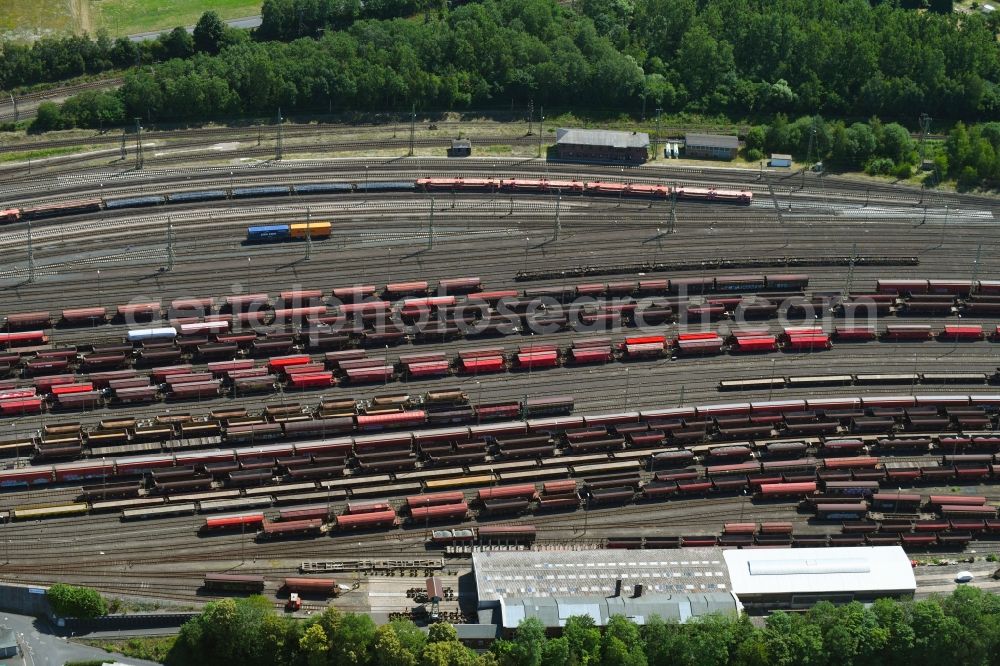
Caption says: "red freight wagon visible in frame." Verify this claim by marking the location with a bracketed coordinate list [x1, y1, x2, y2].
[344, 366, 394, 383]
[150, 366, 193, 383]
[406, 491, 465, 508]
[280, 290, 324, 302]
[876, 279, 929, 295]
[407, 361, 451, 377]
[116, 302, 160, 317]
[928, 495, 985, 507]
[294, 438, 353, 457]
[61, 307, 107, 324]
[834, 326, 877, 341]
[941, 325, 983, 341]
[33, 375, 75, 391]
[0, 388, 37, 400]
[208, 360, 255, 375]
[385, 281, 429, 297]
[335, 509, 397, 529]
[356, 411, 425, 431]
[267, 355, 311, 371]
[284, 363, 327, 375]
[515, 351, 558, 369]
[260, 519, 324, 537]
[0, 330, 48, 348]
[283, 577, 336, 595]
[478, 484, 537, 501]
[437, 277, 481, 293]
[202, 513, 265, 531]
[5, 312, 51, 329]
[331, 285, 378, 301]
[466, 290, 519, 303]
[409, 502, 468, 521]
[460, 357, 505, 374]
[0, 466, 53, 486]
[884, 324, 932, 341]
[50, 383, 94, 396]
[757, 482, 817, 498]
[823, 456, 880, 470]
[288, 372, 334, 389]
[272, 306, 327, 322]
[0, 398, 43, 415]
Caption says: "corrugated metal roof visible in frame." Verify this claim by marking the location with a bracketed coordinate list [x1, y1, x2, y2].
[473, 549, 730, 601]
[724, 546, 916, 596]
[685, 133, 740, 149]
[771, 153, 793, 160]
[498, 593, 739, 628]
[556, 128, 650, 149]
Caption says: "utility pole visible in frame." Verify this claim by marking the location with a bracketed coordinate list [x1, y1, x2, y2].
[276, 108, 283, 161]
[165, 216, 175, 271]
[134, 118, 143, 170]
[120, 130, 127, 160]
[527, 99, 534, 136]
[919, 113, 932, 167]
[428, 195, 434, 249]
[845, 242, 857, 297]
[803, 123, 816, 190]
[305, 208, 313, 261]
[668, 186, 677, 234]
[970, 243, 983, 297]
[409, 104, 416, 156]
[8, 93, 18, 122]
[653, 108, 662, 160]
[26, 218, 34, 283]
[552, 192, 561, 241]
[538, 107, 544, 158]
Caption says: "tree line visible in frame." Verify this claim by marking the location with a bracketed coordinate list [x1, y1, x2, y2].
[0, 12, 245, 91]
[156, 587, 1000, 666]
[744, 115, 1000, 188]
[8, 0, 1000, 121]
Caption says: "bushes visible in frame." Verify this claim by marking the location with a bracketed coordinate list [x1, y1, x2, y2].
[46, 584, 108, 619]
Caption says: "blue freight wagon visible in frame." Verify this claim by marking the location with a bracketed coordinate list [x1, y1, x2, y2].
[247, 225, 291, 242]
[168, 190, 228, 203]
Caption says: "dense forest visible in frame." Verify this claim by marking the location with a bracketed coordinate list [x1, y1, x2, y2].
[3, 0, 1000, 186]
[159, 586, 1000, 666]
[4, 0, 999, 119]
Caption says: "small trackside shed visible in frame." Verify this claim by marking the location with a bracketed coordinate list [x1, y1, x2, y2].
[555, 128, 650, 163]
[770, 153, 793, 167]
[448, 139, 472, 157]
[685, 133, 740, 160]
[724, 546, 916, 611]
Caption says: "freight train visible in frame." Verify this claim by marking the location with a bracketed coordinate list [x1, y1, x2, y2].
[1, 176, 753, 227]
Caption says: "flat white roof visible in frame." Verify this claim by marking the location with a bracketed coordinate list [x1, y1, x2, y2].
[724, 547, 915, 596]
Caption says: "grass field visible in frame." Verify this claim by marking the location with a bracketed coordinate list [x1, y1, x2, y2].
[0, 0, 261, 41]
[94, 0, 262, 36]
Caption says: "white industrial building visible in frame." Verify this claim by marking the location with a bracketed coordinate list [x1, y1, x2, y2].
[472, 546, 916, 634]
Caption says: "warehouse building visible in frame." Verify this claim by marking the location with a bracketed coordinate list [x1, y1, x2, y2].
[684, 133, 740, 160]
[770, 153, 793, 168]
[473, 549, 741, 635]
[724, 546, 916, 611]
[471, 546, 915, 634]
[555, 128, 650, 163]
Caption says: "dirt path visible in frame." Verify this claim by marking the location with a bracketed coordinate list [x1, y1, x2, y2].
[69, 0, 95, 34]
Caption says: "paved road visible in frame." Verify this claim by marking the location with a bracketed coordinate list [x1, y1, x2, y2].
[0, 612, 161, 666]
[128, 15, 262, 42]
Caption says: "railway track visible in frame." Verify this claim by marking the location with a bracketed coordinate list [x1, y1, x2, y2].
[0, 153, 997, 597]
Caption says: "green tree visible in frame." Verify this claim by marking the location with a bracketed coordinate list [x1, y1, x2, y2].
[420, 639, 479, 666]
[428, 622, 460, 643]
[300, 624, 330, 666]
[194, 11, 227, 54]
[879, 123, 914, 164]
[46, 584, 107, 618]
[540, 636, 570, 666]
[390, 618, 428, 655]
[331, 612, 377, 665]
[160, 26, 195, 60]
[375, 624, 417, 666]
[510, 617, 546, 666]
[29, 102, 65, 134]
[563, 615, 601, 665]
